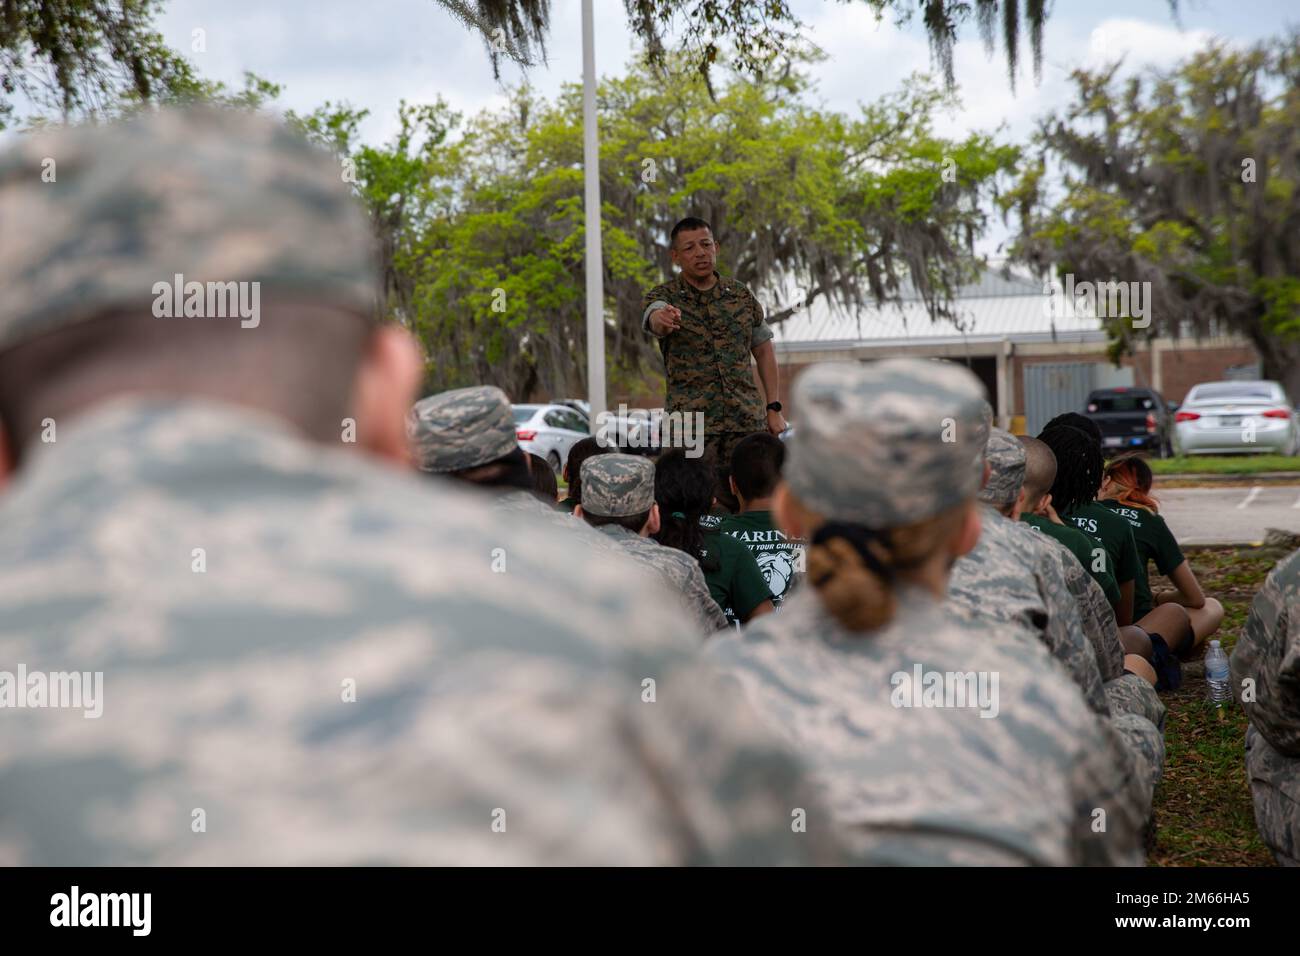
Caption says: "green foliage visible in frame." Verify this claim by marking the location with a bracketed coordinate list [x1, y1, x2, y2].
[0, 0, 197, 128]
[1005, 33, 1300, 397]
[313, 57, 1017, 397]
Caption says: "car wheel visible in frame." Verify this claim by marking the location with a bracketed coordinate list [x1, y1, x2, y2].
[547, 450, 561, 473]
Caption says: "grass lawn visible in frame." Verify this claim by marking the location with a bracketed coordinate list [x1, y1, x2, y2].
[1149, 455, 1300, 475]
[1147, 544, 1281, 866]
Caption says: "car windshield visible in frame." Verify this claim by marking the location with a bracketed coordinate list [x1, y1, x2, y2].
[1190, 384, 1277, 404]
[1089, 393, 1155, 412]
[512, 407, 538, 423]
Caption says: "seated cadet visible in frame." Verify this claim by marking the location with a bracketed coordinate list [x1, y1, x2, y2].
[1232, 546, 1300, 866]
[967, 429, 1165, 782]
[1020, 436, 1121, 607]
[652, 449, 774, 626]
[1038, 421, 1142, 625]
[949, 425, 1110, 717]
[576, 454, 729, 633]
[407, 386, 536, 503]
[1039, 422, 1193, 690]
[706, 359, 1148, 865]
[717, 432, 806, 612]
[1100, 454, 1225, 649]
[1020, 436, 1156, 681]
[558, 436, 608, 513]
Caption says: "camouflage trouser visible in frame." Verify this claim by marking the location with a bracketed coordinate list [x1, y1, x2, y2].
[1113, 712, 1166, 794]
[1106, 674, 1167, 731]
[1246, 725, 1300, 866]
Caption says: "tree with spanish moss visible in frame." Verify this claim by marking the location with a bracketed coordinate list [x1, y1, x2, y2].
[1004, 33, 1300, 401]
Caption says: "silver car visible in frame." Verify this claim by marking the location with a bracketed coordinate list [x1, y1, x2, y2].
[512, 403, 591, 472]
[1172, 380, 1298, 455]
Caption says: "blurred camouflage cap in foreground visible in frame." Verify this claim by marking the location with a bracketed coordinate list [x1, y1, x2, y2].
[407, 386, 518, 473]
[580, 454, 655, 517]
[979, 427, 1027, 507]
[0, 106, 377, 353]
[783, 358, 989, 528]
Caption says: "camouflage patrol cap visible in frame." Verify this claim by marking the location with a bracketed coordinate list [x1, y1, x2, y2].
[979, 427, 1027, 507]
[783, 359, 988, 528]
[580, 454, 655, 517]
[976, 400, 994, 451]
[0, 107, 376, 354]
[407, 386, 518, 473]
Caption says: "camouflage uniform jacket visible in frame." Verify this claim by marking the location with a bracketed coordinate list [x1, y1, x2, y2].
[705, 585, 1147, 865]
[1232, 547, 1300, 866]
[641, 272, 773, 436]
[0, 398, 841, 865]
[948, 506, 1109, 715]
[949, 508, 1164, 796]
[591, 524, 729, 634]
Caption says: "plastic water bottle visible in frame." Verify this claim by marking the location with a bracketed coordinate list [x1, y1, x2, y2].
[1205, 640, 1232, 709]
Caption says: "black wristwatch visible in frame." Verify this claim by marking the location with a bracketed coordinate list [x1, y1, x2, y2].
[766, 401, 782, 413]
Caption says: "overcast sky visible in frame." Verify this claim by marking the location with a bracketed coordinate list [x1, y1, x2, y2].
[154, 0, 1296, 143]
[148, 0, 1295, 255]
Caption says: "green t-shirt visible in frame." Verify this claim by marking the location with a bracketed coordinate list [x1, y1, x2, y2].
[1062, 501, 1141, 588]
[698, 530, 772, 626]
[1097, 499, 1185, 620]
[556, 497, 578, 514]
[1021, 513, 1121, 608]
[715, 510, 805, 612]
[699, 506, 730, 531]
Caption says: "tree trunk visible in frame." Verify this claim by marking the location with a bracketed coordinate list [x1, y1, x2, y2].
[1251, 328, 1300, 407]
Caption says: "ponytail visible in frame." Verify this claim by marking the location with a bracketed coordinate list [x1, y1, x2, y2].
[807, 523, 896, 632]
[804, 506, 966, 633]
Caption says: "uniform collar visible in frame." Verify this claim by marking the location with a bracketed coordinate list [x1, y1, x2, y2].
[9, 395, 376, 498]
[674, 270, 723, 297]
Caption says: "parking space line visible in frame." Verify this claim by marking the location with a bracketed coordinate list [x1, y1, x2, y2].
[1292, 493, 1300, 509]
[1237, 487, 1261, 509]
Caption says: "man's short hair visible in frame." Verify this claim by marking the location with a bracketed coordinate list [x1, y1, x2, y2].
[564, 436, 609, 500]
[1019, 436, 1058, 508]
[670, 217, 713, 246]
[580, 509, 651, 534]
[445, 447, 534, 493]
[730, 432, 785, 501]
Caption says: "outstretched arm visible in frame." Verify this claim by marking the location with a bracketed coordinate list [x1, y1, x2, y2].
[752, 340, 786, 435]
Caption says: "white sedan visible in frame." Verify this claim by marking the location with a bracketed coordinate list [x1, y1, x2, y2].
[1172, 380, 1298, 455]
[512, 404, 590, 472]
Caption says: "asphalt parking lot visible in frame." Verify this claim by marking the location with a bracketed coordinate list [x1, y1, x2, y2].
[1159, 484, 1300, 545]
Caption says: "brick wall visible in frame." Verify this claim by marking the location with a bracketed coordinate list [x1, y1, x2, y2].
[1157, 345, 1259, 403]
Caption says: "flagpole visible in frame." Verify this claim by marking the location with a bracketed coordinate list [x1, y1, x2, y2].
[581, 0, 607, 431]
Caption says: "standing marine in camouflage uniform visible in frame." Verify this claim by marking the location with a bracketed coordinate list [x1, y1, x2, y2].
[0, 107, 840, 865]
[1232, 546, 1300, 866]
[641, 217, 786, 472]
[706, 358, 1148, 864]
[576, 454, 729, 633]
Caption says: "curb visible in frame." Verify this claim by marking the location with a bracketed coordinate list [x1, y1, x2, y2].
[1155, 472, 1300, 484]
